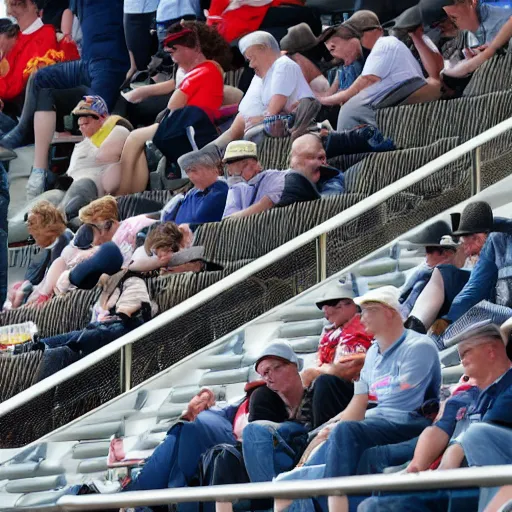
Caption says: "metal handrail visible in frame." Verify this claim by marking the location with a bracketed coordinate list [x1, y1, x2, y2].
[1, 116, 512, 420]
[57, 466, 512, 510]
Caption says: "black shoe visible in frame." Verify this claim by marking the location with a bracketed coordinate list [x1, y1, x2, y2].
[404, 316, 427, 334]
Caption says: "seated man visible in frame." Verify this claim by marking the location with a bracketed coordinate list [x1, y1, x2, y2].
[318, 10, 441, 131]
[27, 95, 131, 208]
[223, 134, 345, 218]
[274, 286, 441, 512]
[222, 140, 287, 219]
[301, 280, 373, 427]
[279, 133, 345, 206]
[431, 202, 512, 336]
[407, 0, 512, 93]
[399, 220, 461, 323]
[406, 201, 495, 335]
[123, 342, 307, 502]
[359, 321, 512, 512]
[213, 31, 317, 150]
[162, 146, 228, 229]
[5, 201, 74, 309]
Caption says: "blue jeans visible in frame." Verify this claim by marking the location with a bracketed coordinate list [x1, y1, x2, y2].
[357, 436, 419, 475]
[125, 409, 236, 492]
[0, 163, 8, 306]
[3, 59, 126, 147]
[325, 416, 431, 478]
[37, 318, 143, 381]
[461, 422, 512, 511]
[242, 421, 309, 483]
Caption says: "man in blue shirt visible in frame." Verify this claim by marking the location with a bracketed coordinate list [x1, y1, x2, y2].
[358, 320, 512, 512]
[163, 146, 228, 230]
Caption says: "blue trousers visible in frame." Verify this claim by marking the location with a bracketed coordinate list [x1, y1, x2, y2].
[325, 416, 431, 478]
[36, 318, 143, 381]
[3, 59, 126, 147]
[125, 409, 236, 491]
[242, 421, 309, 483]
[461, 422, 512, 511]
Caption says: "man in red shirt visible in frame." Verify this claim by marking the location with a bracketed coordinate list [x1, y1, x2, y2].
[302, 280, 373, 427]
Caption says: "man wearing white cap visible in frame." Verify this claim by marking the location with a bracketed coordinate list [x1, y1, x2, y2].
[222, 140, 287, 219]
[358, 320, 512, 512]
[324, 285, 440, 512]
[302, 280, 373, 426]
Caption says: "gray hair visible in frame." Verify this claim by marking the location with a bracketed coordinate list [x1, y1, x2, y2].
[178, 145, 222, 175]
[239, 31, 280, 55]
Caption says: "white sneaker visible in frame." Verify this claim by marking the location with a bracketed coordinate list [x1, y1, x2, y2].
[26, 168, 46, 202]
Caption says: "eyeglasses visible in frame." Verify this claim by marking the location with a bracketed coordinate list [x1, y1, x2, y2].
[258, 361, 287, 379]
[320, 298, 353, 308]
[87, 219, 114, 233]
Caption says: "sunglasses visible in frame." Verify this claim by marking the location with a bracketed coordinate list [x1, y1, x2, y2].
[87, 219, 114, 233]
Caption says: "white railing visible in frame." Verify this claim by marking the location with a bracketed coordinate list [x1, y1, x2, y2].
[56, 466, 512, 510]
[1, 116, 511, 421]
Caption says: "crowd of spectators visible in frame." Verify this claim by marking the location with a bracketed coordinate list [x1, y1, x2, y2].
[0, 0, 511, 509]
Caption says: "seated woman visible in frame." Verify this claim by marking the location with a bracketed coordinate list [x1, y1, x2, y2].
[213, 31, 316, 151]
[120, 68, 243, 129]
[26, 95, 131, 205]
[78, 195, 157, 266]
[116, 21, 232, 196]
[5, 201, 73, 309]
[31, 220, 197, 380]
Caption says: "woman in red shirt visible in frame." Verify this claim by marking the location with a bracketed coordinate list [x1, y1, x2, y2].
[118, 21, 231, 195]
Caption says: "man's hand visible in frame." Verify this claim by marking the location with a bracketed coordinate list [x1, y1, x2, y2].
[301, 367, 322, 387]
[429, 318, 451, 336]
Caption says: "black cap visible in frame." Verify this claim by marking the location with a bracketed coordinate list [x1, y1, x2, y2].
[419, 0, 452, 26]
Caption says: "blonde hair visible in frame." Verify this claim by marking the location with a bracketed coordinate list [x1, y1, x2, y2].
[27, 201, 67, 236]
[144, 222, 184, 255]
[79, 195, 119, 224]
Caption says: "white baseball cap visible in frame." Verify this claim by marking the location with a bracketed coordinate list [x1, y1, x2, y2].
[354, 286, 401, 313]
[315, 281, 355, 310]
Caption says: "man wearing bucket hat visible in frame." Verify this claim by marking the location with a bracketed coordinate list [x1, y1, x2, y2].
[318, 10, 441, 132]
[222, 140, 288, 219]
[430, 201, 512, 336]
[358, 319, 512, 512]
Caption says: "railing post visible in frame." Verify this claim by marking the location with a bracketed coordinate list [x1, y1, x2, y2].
[316, 233, 327, 283]
[120, 344, 133, 393]
[471, 146, 482, 196]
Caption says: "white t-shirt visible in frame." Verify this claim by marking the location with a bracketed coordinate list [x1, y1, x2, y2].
[359, 36, 424, 105]
[239, 55, 314, 120]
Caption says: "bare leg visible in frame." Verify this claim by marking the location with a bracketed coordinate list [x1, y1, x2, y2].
[328, 495, 349, 512]
[403, 79, 442, 105]
[33, 110, 57, 170]
[409, 267, 445, 329]
[26, 256, 67, 302]
[483, 485, 512, 512]
[275, 499, 293, 512]
[118, 123, 158, 195]
[216, 502, 233, 512]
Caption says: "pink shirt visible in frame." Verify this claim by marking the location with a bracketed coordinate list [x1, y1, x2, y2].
[112, 215, 157, 266]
